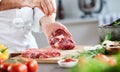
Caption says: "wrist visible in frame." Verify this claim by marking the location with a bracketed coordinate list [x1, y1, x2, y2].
[40, 16, 55, 26]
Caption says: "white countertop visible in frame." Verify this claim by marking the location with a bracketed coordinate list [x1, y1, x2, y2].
[56, 18, 98, 25]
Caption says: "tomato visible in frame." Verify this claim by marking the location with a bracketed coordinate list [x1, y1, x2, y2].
[94, 54, 109, 62]
[0, 59, 4, 64]
[0, 62, 9, 72]
[0, 57, 38, 72]
[94, 54, 117, 66]
[25, 59, 38, 72]
[7, 63, 27, 72]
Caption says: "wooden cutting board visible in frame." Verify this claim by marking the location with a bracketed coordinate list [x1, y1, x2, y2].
[10, 45, 90, 64]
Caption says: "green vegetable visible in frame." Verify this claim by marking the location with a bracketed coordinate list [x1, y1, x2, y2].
[71, 58, 109, 72]
[77, 48, 105, 58]
[104, 33, 112, 41]
[113, 21, 118, 27]
[71, 53, 120, 72]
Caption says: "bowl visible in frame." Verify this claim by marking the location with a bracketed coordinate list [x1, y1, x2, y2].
[98, 26, 120, 41]
[57, 58, 78, 68]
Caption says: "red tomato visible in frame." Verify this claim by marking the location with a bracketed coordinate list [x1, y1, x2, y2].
[94, 54, 109, 62]
[94, 54, 117, 66]
[7, 63, 27, 72]
[0, 62, 9, 72]
[0, 59, 4, 64]
[25, 59, 38, 72]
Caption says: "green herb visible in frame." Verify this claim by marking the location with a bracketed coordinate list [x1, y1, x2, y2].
[71, 53, 120, 72]
[104, 33, 112, 41]
[77, 48, 105, 58]
[8, 59, 16, 63]
[113, 21, 118, 26]
[71, 57, 109, 72]
[0, 48, 8, 53]
[62, 55, 78, 59]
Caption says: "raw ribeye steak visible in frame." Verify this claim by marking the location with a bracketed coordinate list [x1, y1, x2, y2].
[21, 48, 61, 59]
[42, 21, 75, 50]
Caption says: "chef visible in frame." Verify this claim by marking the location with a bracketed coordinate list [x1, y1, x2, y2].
[0, 0, 56, 53]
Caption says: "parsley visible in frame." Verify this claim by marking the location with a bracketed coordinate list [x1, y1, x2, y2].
[105, 33, 112, 41]
[77, 47, 105, 58]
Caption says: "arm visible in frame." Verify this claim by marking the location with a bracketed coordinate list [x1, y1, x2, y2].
[33, 0, 56, 32]
[0, 0, 42, 11]
[0, 0, 23, 11]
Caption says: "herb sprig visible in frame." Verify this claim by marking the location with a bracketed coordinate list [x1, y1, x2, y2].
[77, 48, 105, 58]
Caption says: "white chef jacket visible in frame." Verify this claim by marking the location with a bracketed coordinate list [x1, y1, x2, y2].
[0, 7, 45, 53]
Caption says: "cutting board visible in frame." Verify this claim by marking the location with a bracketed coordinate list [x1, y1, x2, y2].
[10, 45, 91, 64]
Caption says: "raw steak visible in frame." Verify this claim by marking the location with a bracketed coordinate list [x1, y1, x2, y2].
[49, 28, 75, 50]
[41, 16, 75, 50]
[21, 48, 61, 59]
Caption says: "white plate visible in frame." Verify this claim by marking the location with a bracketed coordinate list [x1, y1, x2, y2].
[57, 59, 78, 68]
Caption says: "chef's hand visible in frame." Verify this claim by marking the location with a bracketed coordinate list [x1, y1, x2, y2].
[22, 0, 56, 16]
[0, 0, 56, 15]
[40, 16, 71, 37]
[39, 0, 56, 16]
[0, 0, 41, 11]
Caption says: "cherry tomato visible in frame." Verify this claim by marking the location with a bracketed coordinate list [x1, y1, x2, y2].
[94, 54, 117, 66]
[7, 63, 27, 72]
[25, 59, 38, 72]
[94, 54, 109, 62]
[0, 59, 4, 64]
[0, 62, 9, 72]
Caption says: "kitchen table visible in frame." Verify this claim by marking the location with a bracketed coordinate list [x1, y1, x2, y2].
[10, 45, 86, 72]
[38, 64, 71, 72]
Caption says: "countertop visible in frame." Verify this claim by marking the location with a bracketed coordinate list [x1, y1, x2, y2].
[38, 64, 70, 72]
[57, 18, 98, 25]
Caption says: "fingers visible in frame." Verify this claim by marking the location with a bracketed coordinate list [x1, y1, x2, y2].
[40, 16, 54, 26]
[45, 0, 56, 15]
[41, 1, 49, 15]
[49, 0, 56, 13]
[40, 0, 56, 16]
[44, 0, 53, 15]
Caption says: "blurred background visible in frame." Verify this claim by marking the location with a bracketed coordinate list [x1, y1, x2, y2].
[55, 0, 120, 19]
[33, 0, 120, 48]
